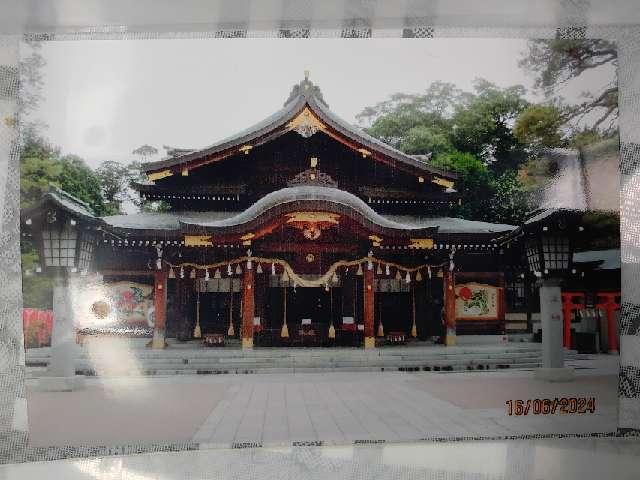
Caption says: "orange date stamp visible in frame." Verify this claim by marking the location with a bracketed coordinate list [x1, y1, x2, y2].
[506, 397, 596, 416]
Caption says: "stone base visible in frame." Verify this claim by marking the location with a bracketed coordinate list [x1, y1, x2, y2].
[364, 336, 375, 349]
[445, 334, 456, 346]
[35, 376, 85, 392]
[534, 367, 575, 382]
[242, 337, 254, 349]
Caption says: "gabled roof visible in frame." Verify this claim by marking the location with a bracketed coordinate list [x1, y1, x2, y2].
[141, 75, 456, 182]
[22, 185, 97, 223]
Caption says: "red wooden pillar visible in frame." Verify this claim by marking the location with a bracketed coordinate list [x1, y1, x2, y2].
[363, 267, 375, 349]
[561, 294, 573, 349]
[151, 269, 167, 349]
[241, 267, 255, 349]
[606, 303, 618, 353]
[561, 292, 586, 350]
[444, 270, 456, 346]
[597, 293, 620, 354]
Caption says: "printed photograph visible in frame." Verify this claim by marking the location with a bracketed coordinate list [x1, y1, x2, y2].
[19, 37, 620, 447]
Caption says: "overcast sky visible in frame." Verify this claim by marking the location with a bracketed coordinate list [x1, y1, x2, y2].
[27, 38, 615, 168]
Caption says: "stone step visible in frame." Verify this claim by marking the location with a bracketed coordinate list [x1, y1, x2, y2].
[66, 356, 541, 376]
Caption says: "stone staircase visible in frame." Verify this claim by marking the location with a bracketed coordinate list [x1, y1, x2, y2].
[26, 343, 542, 377]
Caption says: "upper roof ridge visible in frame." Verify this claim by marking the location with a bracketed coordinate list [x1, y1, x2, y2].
[283, 71, 328, 108]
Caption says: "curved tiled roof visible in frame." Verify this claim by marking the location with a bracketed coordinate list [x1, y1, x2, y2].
[141, 76, 455, 180]
[179, 185, 438, 232]
[101, 186, 516, 236]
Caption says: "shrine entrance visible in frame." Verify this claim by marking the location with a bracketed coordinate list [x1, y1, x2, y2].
[261, 286, 336, 347]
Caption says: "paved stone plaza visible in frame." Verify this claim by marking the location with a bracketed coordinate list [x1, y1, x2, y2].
[26, 354, 618, 448]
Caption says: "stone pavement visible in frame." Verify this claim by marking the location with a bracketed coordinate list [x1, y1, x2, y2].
[26, 354, 618, 448]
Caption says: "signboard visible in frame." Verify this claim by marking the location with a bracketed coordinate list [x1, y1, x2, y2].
[74, 280, 155, 334]
[455, 282, 501, 320]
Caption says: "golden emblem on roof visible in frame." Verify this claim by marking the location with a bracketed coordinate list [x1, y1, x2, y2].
[184, 235, 213, 247]
[288, 107, 326, 138]
[147, 169, 173, 182]
[409, 238, 435, 250]
[432, 176, 455, 189]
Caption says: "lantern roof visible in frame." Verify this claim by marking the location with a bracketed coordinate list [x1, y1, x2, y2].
[21, 185, 98, 225]
[498, 208, 585, 245]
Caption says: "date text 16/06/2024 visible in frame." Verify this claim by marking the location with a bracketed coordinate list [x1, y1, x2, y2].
[506, 398, 596, 416]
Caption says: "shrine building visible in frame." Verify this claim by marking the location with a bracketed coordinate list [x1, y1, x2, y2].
[24, 74, 556, 350]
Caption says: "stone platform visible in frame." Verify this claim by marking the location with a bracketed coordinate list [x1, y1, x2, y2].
[26, 341, 542, 377]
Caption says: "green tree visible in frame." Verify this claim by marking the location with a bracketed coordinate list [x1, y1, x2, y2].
[20, 135, 107, 213]
[514, 104, 565, 149]
[359, 79, 530, 174]
[400, 125, 453, 156]
[132, 144, 159, 160]
[96, 160, 138, 214]
[489, 170, 529, 225]
[20, 136, 63, 209]
[432, 150, 495, 221]
[520, 39, 618, 132]
[59, 155, 107, 214]
[450, 80, 529, 173]
[567, 127, 606, 149]
[357, 82, 463, 149]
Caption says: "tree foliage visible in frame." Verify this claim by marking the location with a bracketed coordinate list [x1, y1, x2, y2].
[514, 104, 564, 149]
[95, 160, 143, 214]
[358, 79, 532, 224]
[20, 134, 106, 214]
[519, 39, 618, 132]
[359, 79, 529, 175]
[431, 150, 494, 221]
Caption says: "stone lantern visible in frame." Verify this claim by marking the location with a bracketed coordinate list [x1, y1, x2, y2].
[22, 187, 99, 391]
[506, 209, 583, 382]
